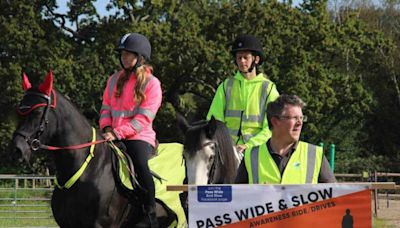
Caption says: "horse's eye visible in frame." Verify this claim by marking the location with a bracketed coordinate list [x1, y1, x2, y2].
[209, 144, 215, 150]
[209, 155, 215, 162]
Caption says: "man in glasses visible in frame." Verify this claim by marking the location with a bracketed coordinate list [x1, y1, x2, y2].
[235, 94, 336, 184]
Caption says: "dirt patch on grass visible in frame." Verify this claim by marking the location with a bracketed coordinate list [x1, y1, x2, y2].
[376, 199, 400, 227]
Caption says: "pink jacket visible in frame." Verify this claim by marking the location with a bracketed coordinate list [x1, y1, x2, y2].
[99, 70, 162, 147]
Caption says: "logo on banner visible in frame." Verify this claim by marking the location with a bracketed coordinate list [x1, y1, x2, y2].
[197, 186, 232, 202]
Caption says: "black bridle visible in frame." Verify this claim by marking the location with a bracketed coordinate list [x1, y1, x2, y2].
[202, 141, 224, 184]
[14, 91, 53, 151]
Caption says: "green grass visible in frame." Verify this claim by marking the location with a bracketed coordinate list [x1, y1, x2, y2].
[0, 188, 57, 227]
[0, 218, 57, 227]
[373, 217, 397, 228]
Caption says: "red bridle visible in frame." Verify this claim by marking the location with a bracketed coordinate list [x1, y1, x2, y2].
[16, 89, 107, 151]
[17, 90, 57, 116]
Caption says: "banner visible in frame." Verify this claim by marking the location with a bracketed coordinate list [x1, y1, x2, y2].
[188, 184, 371, 228]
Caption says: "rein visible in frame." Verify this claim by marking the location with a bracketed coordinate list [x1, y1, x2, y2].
[54, 127, 102, 189]
[40, 139, 107, 150]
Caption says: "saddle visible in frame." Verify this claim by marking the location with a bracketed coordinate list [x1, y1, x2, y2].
[109, 142, 167, 209]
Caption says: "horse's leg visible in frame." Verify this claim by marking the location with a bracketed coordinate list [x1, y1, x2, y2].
[179, 188, 188, 221]
[100, 184, 131, 228]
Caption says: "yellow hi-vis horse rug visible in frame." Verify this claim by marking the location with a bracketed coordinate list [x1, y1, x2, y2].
[150, 143, 186, 227]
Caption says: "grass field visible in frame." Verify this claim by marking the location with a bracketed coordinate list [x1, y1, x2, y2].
[0, 188, 57, 227]
[375, 199, 400, 227]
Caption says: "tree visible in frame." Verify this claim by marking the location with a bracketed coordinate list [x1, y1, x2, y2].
[1, 0, 398, 173]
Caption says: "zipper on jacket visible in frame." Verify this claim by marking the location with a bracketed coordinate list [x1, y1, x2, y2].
[236, 110, 244, 144]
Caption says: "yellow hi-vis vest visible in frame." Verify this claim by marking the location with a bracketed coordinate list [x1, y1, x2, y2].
[244, 141, 323, 184]
[223, 73, 274, 144]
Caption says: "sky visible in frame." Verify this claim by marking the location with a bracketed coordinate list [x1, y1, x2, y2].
[56, 0, 306, 17]
[56, 0, 118, 17]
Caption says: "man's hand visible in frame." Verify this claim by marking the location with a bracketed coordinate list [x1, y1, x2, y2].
[236, 144, 247, 153]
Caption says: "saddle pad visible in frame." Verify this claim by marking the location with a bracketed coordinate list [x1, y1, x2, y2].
[111, 143, 135, 190]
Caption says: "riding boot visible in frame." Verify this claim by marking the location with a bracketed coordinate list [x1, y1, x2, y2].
[135, 205, 159, 228]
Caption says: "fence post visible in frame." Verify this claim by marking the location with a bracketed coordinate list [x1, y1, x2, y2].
[13, 177, 17, 219]
[373, 171, 378, 217]
[329, 144, 335, 172]
[46, 168, 51, 187]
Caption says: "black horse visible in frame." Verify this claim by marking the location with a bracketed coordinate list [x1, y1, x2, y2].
[177, 115, 242, 184]
[12, 71, 177, 227]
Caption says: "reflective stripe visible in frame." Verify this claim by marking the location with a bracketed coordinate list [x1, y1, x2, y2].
[99, 113, 111, 120]
[225, 110, 242, 117]
[242, 115, 263, 122]
[108, 72, 119, 99]
[130, 119, 142, 132]
[224, 78, 234, 116]
[137, 108, 156, 119]
[250, 146, 260, 184]
[306, 144, 316, 183]
[228, 128, 239, 137]
[110, 108, 155, 119]
[100, 105, 111, 111]
[111, 110, 133, 118]
[259, 81, 269, 123]
[226, 113, 263, 122]
[242, 134, 254, 142]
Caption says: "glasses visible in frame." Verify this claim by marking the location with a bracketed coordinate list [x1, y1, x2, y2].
[277, 115, 307, 122]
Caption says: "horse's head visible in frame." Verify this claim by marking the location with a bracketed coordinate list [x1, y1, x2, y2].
[12, 71, 56, 163]
[178, 114, 239, 185]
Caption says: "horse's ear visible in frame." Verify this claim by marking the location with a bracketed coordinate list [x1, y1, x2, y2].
[206, 116, 218, 138]
[176, 112, 189, 134]
[22, 73, 32, 91]
[38, 69, 53, 96]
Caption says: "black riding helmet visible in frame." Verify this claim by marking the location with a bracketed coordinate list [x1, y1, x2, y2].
[231, 34, 265, 65]
[116, 33, 151, 70]
[116, 33, 151, 59]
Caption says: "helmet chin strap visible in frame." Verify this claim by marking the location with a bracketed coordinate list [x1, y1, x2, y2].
[239, 59, 257, 74]
[247, 60, 257, 73]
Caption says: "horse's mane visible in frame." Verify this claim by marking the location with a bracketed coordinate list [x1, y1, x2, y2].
[53, 89, 91, 129]
[212, 121, 237, 183]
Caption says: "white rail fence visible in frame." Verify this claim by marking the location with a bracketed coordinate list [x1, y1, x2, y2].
[0, 175, 54, 221]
